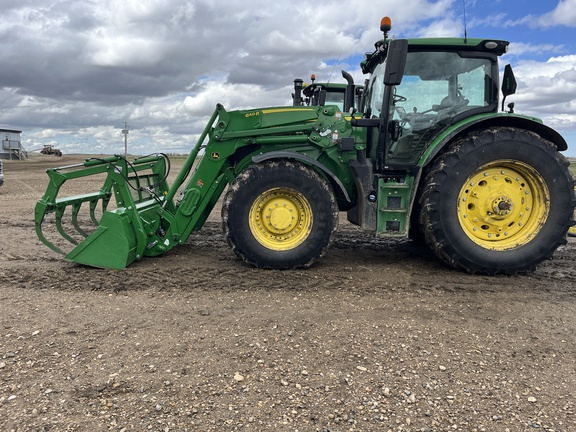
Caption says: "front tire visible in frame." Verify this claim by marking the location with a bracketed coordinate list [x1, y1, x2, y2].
[418, 127, 575, 275]
[222, 160, 338, 269]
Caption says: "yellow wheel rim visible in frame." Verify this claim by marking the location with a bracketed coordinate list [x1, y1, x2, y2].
[458, 161, 549, 250]
[249, 187, 313, 250]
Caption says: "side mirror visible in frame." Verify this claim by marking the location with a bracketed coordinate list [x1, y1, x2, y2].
[384, 39, 408, 86]
[501, 64, 517, 111]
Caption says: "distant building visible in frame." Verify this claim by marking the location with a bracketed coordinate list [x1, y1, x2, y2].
[1, 129, 27, 160]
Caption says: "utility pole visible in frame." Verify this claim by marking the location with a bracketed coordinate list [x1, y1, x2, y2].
[121, 122, 129, 158]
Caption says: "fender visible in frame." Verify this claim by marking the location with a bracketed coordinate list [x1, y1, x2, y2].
[252, 151, 352, 204]
[420, 113, 569, 167]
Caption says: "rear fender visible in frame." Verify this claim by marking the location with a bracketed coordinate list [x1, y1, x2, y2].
[420, 114, 568, 168]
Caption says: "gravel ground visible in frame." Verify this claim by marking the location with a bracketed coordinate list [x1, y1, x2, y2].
[0, 155, 575, 432]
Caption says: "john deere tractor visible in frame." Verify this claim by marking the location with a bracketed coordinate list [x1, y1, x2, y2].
[35, 17, 575, 274]
[293, 72, 363, 113]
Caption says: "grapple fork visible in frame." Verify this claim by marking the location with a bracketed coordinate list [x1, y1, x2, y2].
[35, 105, 228, 269]
[34, 155, 169, 268]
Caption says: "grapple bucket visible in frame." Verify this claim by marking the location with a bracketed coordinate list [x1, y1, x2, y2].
[35, 155, 170, 269]
[36, 105, 224, 269]
[63, 210, 139, 269]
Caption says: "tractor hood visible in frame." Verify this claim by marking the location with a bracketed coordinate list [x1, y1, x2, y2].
[211, 104, 348, 142]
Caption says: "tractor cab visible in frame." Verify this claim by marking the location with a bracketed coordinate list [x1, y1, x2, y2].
[356, 17, 511, 171]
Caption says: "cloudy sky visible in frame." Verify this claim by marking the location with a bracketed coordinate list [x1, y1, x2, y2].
[2, 0, 576, 156]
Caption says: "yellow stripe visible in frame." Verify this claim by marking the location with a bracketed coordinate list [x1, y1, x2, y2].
[261, 108, 315, 114]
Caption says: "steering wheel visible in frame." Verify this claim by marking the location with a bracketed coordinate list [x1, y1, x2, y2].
[393, 94, 407, 104]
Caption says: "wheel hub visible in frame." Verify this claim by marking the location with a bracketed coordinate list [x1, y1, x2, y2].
[267, 200, 295, 231]
[492, 196, 513, 216]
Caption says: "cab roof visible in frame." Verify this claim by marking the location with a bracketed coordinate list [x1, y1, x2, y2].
[406, 38, 510, 56]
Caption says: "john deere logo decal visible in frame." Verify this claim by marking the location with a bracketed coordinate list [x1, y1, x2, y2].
[211, 152, 220, 160]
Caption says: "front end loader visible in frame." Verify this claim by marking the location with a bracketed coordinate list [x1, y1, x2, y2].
[36, 17, 575, 274]
[35, 103, 356, 269]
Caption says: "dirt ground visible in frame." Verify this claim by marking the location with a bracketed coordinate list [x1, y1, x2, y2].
[1, 154, 575, 432]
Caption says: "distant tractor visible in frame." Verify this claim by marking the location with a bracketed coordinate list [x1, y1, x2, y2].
[293, 72, 363, 113]
[35, 16, 575, 274]
[40, 145, 62, 157]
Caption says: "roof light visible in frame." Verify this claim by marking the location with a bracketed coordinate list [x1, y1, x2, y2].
[380, 17, 392, 34]
[485, 41, 498, 50]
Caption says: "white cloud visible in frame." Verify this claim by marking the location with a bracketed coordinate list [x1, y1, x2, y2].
[536, 0, 576, 28]
[508, 55, 576, 137]
[84, 36, 165, 67]
[502, 0, 576, 28]
[506, 42, 567, 58]
[1, 0, 575, 156]
[28, 129, 61, 139]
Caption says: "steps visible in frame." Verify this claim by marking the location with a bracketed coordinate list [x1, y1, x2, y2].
[377, 178, 414, 235]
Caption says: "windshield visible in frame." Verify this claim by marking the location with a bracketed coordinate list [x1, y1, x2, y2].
[393, 51, 492, 115]
[324, 90, 346, 111]
[365, 49, 495, 166]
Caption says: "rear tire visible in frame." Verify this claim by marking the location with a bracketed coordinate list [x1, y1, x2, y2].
[418, 127, 575, 275]
[222, 160, 338, 269]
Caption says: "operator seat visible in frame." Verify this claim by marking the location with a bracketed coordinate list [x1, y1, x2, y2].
[432, 91, 469, 112]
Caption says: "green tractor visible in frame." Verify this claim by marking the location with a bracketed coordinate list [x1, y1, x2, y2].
[35, 17, 575, 274]
[292, 72, 363, 113]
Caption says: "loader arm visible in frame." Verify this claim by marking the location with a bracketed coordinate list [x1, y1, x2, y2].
[165, 106, 323, 245]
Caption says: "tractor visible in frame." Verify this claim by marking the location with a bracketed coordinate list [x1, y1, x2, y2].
[39, 145, 62, 157]
[293, 72, 363, 113]
[35, 17, 575, 274]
